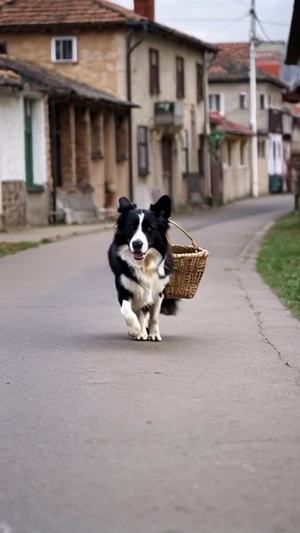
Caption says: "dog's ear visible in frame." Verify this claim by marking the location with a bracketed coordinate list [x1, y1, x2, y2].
[118, 197, 136, 214]
[150, 195, 172, 220]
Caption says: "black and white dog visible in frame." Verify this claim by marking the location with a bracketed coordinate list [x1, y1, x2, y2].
[108, 195, 177, 341]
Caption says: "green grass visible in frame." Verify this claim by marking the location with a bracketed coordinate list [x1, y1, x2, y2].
[257, 213, 300, 320]
[0, 241, 40, 257]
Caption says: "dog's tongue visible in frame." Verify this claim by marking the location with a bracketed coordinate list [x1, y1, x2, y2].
[133, 251, 144, 261]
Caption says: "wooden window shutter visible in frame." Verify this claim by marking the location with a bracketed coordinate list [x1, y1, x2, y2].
[176, 56, 185, 99]
[149, 49, 160, 95]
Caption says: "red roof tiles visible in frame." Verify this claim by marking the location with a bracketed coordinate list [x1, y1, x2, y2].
[210, 112, 252, 136]
[0, 0, 215, 52]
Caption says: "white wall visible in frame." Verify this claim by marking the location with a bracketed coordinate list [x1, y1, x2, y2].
[131, 33, 206, 208]
[0, 92, 25, 184]
[31, 97, 48, 185]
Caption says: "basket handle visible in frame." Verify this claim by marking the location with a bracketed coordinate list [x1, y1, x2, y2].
[169, 219, 198, 248]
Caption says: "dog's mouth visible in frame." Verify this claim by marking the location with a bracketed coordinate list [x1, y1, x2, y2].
[133, 251, 145, 262]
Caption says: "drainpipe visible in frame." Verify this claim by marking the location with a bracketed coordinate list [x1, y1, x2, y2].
[126, 23, 148, 201]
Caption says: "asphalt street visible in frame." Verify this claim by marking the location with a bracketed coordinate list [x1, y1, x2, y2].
[1, 195, 300, 533]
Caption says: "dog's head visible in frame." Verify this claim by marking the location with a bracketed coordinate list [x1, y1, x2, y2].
[115, 195, 172, 263]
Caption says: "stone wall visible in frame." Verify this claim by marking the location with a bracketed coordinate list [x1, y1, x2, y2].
[2, 181, 26, 228]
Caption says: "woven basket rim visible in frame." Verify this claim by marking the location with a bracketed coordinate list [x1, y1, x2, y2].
[171, 247, 209, 259]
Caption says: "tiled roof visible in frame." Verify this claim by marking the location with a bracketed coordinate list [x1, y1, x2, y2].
[210, 111, 252, 136]
[0, 55, 135, 107]
[209, 42, 287, 89]
[0, 0, 216, 52]
[0, 0, 141, 26]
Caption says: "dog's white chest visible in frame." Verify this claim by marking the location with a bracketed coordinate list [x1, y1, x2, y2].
[120, 254, 170, 311]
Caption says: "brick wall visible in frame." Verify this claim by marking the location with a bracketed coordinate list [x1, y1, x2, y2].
[75, 109, 91, 187]
[2, 181, 26, 228]
[59, 104, 76, 188]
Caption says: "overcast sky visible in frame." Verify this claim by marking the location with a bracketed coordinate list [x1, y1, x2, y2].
[117, 0, 293, 44]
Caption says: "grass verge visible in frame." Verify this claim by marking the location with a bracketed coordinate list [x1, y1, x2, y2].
[257, 213, 300, 320]
[0, 241, 40, 257]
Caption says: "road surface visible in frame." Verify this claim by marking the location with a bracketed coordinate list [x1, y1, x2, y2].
[1, 195, 300, 533]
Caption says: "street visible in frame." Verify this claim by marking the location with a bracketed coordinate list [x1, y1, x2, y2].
[1, 195, 300, 533]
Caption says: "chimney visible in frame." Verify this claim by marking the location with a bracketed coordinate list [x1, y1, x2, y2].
[134, 0, 155, 20]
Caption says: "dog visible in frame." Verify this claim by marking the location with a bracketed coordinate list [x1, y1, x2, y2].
[108, 195, 177, 341]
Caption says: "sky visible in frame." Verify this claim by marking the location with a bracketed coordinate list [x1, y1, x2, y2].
[117, 0, 294, 45]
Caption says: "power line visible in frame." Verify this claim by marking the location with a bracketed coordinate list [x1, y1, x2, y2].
[255, 13, 272, 41]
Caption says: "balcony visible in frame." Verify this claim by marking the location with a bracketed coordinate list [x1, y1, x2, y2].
[154, 101, 184, 132]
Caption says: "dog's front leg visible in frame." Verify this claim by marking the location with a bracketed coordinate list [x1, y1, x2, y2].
[121, 300, 141, 339]
[148, 294, 164, 342]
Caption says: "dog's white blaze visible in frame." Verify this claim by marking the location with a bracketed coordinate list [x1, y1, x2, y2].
[129, 213, 148, 254]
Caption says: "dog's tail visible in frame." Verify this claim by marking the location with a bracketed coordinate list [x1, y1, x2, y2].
[160, 297, 179, 316]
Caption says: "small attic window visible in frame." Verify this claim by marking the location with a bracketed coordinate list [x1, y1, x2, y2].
[0, 41, 7, 55]
[51, 37, 77, 63]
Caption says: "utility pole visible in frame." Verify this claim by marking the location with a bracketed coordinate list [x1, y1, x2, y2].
[250, 0, 259, 197]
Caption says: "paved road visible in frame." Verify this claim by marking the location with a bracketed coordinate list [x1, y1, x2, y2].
[1, 195, 300, 533]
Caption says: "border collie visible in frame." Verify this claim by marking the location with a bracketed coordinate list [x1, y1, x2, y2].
[108, 195, 177, 342]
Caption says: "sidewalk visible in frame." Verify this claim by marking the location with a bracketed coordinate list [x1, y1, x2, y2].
[0, 221, 115, 243]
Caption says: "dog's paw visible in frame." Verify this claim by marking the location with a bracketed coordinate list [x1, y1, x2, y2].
[137, 328, 148, 341]
[148, 332, 162, 342]
[127, 324, 141, 339]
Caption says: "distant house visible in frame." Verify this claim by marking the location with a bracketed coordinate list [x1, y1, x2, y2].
[209, 112, 252, 204]
[0, 55, 133, 228]
[0, 0, 216, 209]
[209, 42, 288, 195]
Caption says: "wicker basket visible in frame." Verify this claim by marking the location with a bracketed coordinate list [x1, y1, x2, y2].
[165, 220, 209, 300]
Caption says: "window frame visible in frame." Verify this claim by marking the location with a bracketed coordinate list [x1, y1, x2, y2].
[176, 56, 185, 99]
[149, 48, 160, 96]
[259, 93, 266, 111]
[209, 93, 224, 115]
[239, 92, 248, 110]
[258, 139, 266, 158]
[137, 126, 149, 176]
[51, 36, 78, 63]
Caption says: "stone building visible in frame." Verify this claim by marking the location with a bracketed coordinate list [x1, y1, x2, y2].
[209, 112, 252, 204]
[0, 55, 133, 228]
[209, 42, 288, 196]
[0, 0, 216, 209]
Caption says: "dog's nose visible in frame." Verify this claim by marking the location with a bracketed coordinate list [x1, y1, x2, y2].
[132, 239, 143, 251]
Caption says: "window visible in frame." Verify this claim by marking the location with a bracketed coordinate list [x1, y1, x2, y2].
[273, 140, 277, 160]
[240, 141, 247, 165]
[196, 63, 203, 103]
[181, 130, 189, 174]
[137, 126, 149, 176]
[260, 93, 266, 110]
[268, 94, 272, 108]
[239, 93, 247, 109]
[0, 41, 7, 54]
[258, 139, 265, 158]
[209, 93, 224, 114]
[149, 49, 160, 95]
[115, 114, 128, 162]
[51, 37, 77, 63]
[176, 56, 185, 99]
[227, 141, 233, 166]
[90, 111, 102, 160]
